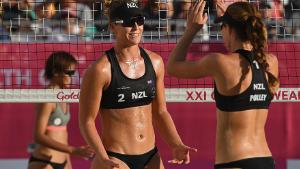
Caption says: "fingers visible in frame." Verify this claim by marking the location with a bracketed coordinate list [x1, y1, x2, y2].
[216, 1, 226, 11]
[192, 0, 205, 15]
[109, 160, 120, 168]
[168, 159, 184, 164]
[187, 146, 198, 153]
[184, 155, 190, 164]
[216, 0, 227, 15]
[168, 158, 190, 165]
[198, 0, 206, 15]
[77, 146, 95, 158]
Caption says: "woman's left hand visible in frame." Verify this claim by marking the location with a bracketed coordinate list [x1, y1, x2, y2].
[168, 144, 198, 164]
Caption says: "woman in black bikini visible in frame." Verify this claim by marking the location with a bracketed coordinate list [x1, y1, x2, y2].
[79, 0, 197, 169]
[167, 1, 279, 169]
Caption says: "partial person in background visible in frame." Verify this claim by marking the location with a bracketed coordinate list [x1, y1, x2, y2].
[171, 0, 192, 32]
[28, 51, 94, 169]
[143, 0, 174, 32]
[0, 23, 10, 41]
[168, 1, 279, 169]
[50, 11, 86, 42]
[79, 0, 197, 169]
[59, 0, 95, 40]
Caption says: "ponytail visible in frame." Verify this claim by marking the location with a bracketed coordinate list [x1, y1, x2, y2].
[227, 2, 280, 94]
[245, 11, 279, 94]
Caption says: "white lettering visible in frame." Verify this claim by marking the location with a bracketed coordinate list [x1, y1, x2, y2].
[253, 60, 260, 69]
[0, 69, 32, 87]
[39, 70, 48, 86]
[250, 94, 267, 102]
[253, 83, 265, 90]
[16, 69, 31, 86]
[3, 69, 13, 85]
[132, 91, 148, 100]
[127, 2, 138, 8]
[118, 94, 125, 102]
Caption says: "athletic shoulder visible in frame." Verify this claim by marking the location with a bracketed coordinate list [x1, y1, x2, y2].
[143, 48, 163, 62]
[266, 53, 278, 66]
[202, 52, 228, 66]
[142, 48, 164, 70]
[265, 53, 279, 78]
[83, 54, 111, 83]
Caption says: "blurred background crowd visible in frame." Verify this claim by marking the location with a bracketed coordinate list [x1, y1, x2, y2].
[0, 0, 299, 42]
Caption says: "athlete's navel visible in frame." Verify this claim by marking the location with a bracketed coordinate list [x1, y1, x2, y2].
[138, 134, 144, 140]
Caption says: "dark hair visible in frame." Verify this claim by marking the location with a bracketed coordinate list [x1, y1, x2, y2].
[225, 2, 279, 94]
[44, 51, 77, 80]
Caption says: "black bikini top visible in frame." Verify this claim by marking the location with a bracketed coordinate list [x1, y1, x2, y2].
[214, 49, 273, 112]
[100, 47, 156, 109]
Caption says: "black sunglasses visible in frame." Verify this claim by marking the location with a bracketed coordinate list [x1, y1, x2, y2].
[114, 16, 145, 27]
[64, 70, 76, 76]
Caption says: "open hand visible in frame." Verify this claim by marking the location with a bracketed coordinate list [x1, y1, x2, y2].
[71, 145, 95, 159]
[215, 0, 227, 17]
[186, 0, 208, 33]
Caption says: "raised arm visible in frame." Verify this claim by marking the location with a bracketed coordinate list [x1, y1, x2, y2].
[167, 0, 212, 79]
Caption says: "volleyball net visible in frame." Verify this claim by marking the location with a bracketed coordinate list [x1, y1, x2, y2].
[0, 0, 300, 102]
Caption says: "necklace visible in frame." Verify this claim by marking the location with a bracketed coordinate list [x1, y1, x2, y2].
[116, 51, 141, 69]
[123, 58, 140, 69]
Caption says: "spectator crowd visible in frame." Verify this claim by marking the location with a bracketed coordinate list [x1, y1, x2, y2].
[0, 0, 299, 41]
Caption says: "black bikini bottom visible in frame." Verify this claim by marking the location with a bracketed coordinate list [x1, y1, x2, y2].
[29, 155, 67, 169]
[214, 157, 275, 169]
[107, 147, 158, 169]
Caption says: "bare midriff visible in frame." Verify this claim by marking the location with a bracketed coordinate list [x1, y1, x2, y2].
[32, 129, 68, 163]
[101, 104, 155, 155]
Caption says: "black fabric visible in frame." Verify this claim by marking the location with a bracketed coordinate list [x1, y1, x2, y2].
[214, 11, 242, 26]
[214, 156, 275, 169]
[107, 147, 158, 169]
[110, 1, 144, 21]
[100, 47, 156, 109]
[214, 49, 273, 112]
[29, 155, 67, 169]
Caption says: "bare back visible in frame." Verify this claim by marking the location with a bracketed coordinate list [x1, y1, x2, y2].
[214, 52, 278, 163]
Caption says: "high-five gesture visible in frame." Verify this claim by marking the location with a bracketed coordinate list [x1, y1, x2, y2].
[215, 0, 226, 17]
[186, 0, 208, 33]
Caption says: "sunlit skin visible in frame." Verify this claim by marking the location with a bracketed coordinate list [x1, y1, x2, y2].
[28, 64, 94, 169]
[79, 15, 197, 169]
[167, 0, 278, 165]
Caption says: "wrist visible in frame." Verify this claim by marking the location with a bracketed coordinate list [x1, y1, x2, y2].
[170, 140, 184, 149]
[95, 151, 109, 161]
[68, 146, 75, 154]
[183, 29, 198, 39]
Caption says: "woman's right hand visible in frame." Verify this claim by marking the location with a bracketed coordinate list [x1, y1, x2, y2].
[186, 0, 208, 33]
[215, 0, 226, 17]
[92, 156, 120, 169]
[70, 145, 95, 159]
